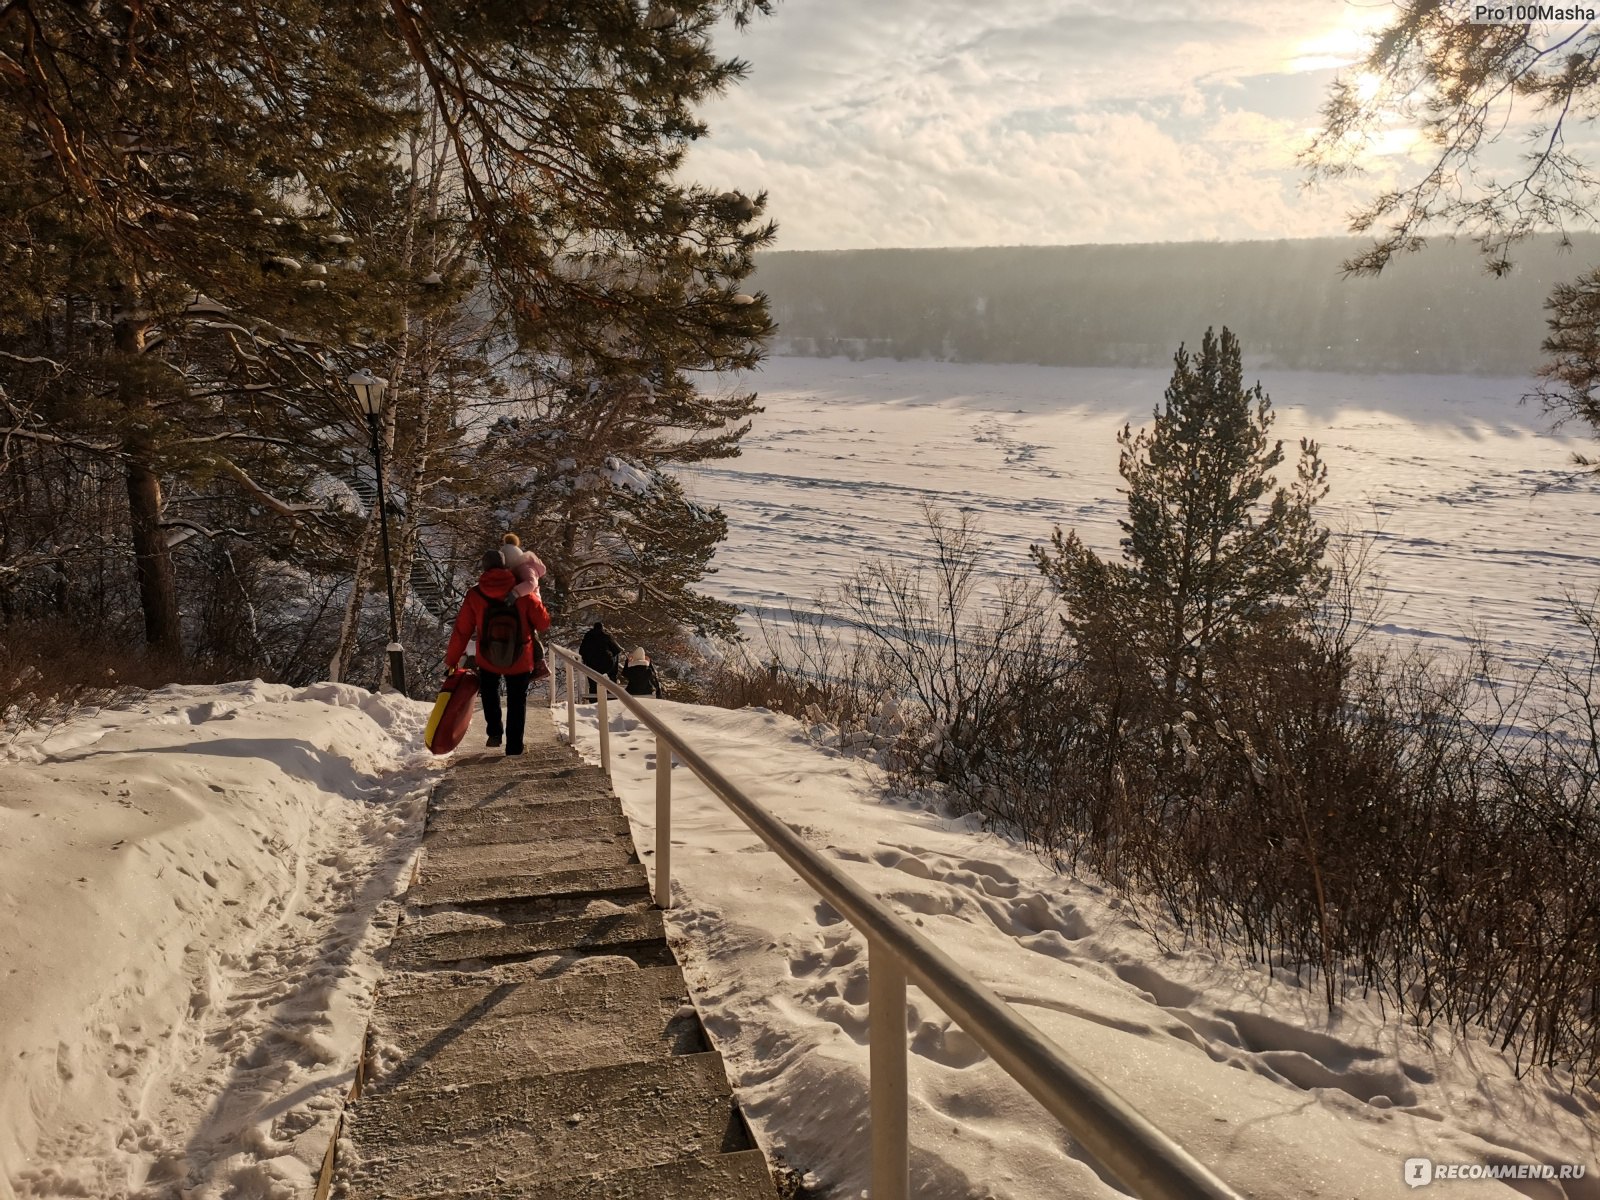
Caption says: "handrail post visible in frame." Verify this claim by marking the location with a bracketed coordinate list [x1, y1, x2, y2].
[565, 661, 576, 745]
[654, 735, 671, 910]
[869, 940, 909, 1200]
[597, 683, 610, 777]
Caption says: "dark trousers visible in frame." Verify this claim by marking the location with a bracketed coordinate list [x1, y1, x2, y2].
[477, 668, 531, 753]
[582, 658, 612, 699]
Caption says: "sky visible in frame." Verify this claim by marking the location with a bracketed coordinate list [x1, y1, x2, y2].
[686, 0, 1422, 250]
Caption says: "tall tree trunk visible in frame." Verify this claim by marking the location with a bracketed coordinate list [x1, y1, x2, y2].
[372, 92, 436, 688]
[116, 311, 182, 653]
[330, 508, 380, 683]
[391, 343, 452, 628]
[390, 400, 427, 628]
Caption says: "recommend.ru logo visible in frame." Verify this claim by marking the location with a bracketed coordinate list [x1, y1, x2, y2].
[1404, 1157, 1587, 1187]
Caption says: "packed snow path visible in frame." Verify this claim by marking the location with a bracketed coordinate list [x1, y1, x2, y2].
[338, 718, 778, 1199]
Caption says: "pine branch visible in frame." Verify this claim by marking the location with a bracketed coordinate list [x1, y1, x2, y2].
[0, 349, 65, 369]
[161, 517, 255, 548]
[0, 425, 119, 454]
[211, 456, 330, 518]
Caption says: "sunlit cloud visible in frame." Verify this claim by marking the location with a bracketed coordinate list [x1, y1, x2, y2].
[685, 1, 1419, 250]
[1366, 126, 1423, 157]
[1286, 25, 1371, 73]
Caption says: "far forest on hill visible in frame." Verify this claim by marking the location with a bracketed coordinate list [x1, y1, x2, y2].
[750, 235, 1600, 375]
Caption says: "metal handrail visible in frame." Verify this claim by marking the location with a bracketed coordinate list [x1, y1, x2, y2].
[548, 644, 1243, 1200]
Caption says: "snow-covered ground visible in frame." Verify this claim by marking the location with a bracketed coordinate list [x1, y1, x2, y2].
[684, 357, 1600, 669]
[3, 684, 1595, 1199]
[7, 357, 1600, 1199]
[0, 683, 438, 1200]
[577, 696, 1599, 1200]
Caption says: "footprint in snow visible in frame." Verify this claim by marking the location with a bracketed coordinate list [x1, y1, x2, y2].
[910, 1017, 987, 1069]
[884, 887, 965, 920]
[872, 847, 938, 879]
[1111, 960, 1198, 1008]
[787, 946, 825, 978]
[185, 701, 239, 723]
[1249, 1049, 1419, 1108]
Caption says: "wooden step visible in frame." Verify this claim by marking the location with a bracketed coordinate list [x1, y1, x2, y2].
[424, 803, 630, 847]
[408, 861, 649, 909]
[365, 963, 705, 1094]
[343, 1052, 757, 1197]
[382, 1149, 779, 1200]
[419, 829, 638, 892]
[431, 757, 613, 812]
[387, 907, 666, 971]
[540, 1149, 779, 1200]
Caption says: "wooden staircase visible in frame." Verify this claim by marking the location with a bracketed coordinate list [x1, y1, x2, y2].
[337, 719, 778, 1199]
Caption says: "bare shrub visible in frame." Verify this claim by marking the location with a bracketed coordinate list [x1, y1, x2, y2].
[699, 604, 891, 737]
[724, 512, 1600, 1081]
[1045, 603, 1600, 1079]
[836, 507, 1066, 782]
[0, 623, 233, 731]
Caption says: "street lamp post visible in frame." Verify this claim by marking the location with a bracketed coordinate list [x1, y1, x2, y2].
[349, 370, 407, 696]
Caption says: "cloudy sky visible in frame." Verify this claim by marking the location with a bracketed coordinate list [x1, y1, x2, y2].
[687, 0, 1417, 250]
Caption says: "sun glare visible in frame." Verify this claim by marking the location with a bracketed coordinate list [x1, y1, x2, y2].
[1289, 7, 1388, 74]
[1289, 27, 1367, 73]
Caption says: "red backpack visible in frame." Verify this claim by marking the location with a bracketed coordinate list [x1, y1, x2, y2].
[476, 588, 525, 670]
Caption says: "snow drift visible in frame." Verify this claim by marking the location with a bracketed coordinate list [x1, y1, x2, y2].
[0, 681, 436, 1200]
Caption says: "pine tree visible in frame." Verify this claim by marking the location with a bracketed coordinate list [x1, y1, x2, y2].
[1034, 327, 1329, 704]
[333, 3, 779, 675]
[0, 1, 416, 652]
[391, 0, 777, 389]
[474, 387, 742, 645]
[0, 1, 776, 670]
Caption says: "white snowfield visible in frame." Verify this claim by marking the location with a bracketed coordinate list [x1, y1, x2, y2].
[684, 357, 1600, 670]
[0, 682, 437, 1200]
[0, 684, 1595, 1199]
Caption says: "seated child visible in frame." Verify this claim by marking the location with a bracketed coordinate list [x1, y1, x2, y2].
[500, 533, 550, 679]
[500, 532, 546, 599]
[621, 647, 663, 698]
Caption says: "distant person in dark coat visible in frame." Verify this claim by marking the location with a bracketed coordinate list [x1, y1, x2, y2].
[621, 647, 663, 698]
[579, 621, 623, 700]
[445, 549, 552, 755]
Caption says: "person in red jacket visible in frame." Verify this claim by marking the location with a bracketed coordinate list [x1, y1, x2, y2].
[445, 549, 552, 756]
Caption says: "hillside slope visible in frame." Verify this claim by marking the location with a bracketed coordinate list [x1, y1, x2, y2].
[752, 236, 1600, 374]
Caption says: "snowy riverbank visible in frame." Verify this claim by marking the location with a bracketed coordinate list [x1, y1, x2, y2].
[577, 696, 1599, 1200]
[0, 682, 437, 1200]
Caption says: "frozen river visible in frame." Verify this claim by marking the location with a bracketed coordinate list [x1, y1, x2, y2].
[682, 356, 1600, 670]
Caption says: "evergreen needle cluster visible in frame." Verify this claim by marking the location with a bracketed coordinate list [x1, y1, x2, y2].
[1033, 326, 1330, 705]
[0, 0, 778, 687]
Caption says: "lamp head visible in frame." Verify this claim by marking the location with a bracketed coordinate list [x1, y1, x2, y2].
[347, 370, 386, 416]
